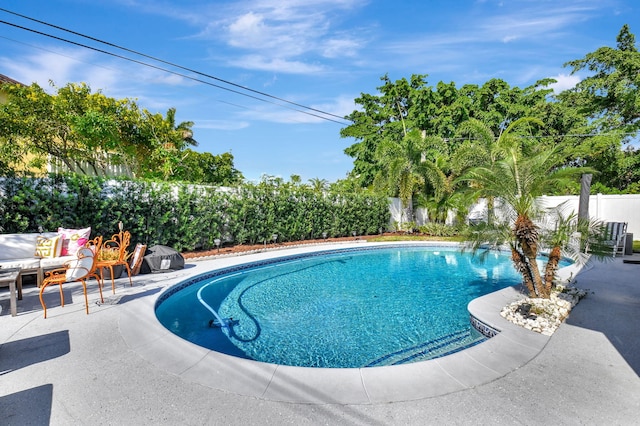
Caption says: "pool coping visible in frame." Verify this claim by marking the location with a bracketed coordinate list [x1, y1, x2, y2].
[119, 241, 569, 404]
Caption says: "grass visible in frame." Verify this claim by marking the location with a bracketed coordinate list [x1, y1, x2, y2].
[634, 240, 640, 253]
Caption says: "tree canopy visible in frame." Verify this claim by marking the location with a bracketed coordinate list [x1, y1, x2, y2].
[340, 25, 640, 201]
[564, 24, 640, 133]
[0, 81, 243, 185]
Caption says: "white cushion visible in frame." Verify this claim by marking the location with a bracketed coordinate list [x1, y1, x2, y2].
[40, 255, 76, 269]
[0, 258, 41, 270]
[0, 232, 58, 260]
[65, 249, 95, 282]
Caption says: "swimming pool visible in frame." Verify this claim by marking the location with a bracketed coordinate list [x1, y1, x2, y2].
[156, 244, 562, 368]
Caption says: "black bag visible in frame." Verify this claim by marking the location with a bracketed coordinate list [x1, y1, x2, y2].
[140, 245, 184, 274]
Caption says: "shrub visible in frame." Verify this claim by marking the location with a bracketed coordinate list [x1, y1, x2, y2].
[417, 222, 462, 237]
[0, 175, 391, 252]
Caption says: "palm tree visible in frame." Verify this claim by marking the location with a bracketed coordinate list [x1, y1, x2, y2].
[373, 129, 448, 229]
[165, 107, 197, 150]
[452, 117, 544, 224]
[461, 144, 600, 298]
[538, 206, 608, 288]
[308, 178, 328, 192]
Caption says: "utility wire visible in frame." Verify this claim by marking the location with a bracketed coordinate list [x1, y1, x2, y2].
[0, 19, 350, 125]
[0, 8, 349, 122]
[0, 34, 326, 124]
[0, 8, 348, 124]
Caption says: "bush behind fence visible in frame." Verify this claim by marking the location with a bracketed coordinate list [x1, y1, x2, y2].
[0, 175, 391, 252]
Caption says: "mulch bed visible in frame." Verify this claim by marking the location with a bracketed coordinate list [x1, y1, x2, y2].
[181, 236, 374, 259]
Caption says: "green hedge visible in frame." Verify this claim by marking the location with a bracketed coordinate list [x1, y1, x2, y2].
[0, 175, 390, 252]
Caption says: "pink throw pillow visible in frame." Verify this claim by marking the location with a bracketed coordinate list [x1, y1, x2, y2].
[57, 227, 91, 256]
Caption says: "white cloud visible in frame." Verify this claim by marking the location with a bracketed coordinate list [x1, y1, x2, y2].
[0, 44, 190, 94]
[322, 37, 362, 58]
[0, 47, 101, 91]
[548, 73, 581, 93]
[175, 0, 367, 71]
[194, 119, 250, 130]
[478, 2, 598, 42]
[227, 12, 271, 48]
[228, 55, 324, 74]
[235, 94, 353, 124]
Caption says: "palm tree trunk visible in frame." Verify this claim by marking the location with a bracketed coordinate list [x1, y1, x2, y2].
[487, 196, 495, 225]
[514, 214, 546, 298]
[511, 248, 536, 296]
[542, 245, 562, 297]
[403, 198, 414, 231]
[524, 246, 546, 298]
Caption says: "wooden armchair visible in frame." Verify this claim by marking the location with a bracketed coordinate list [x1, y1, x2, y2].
[39, 244, 103, 319]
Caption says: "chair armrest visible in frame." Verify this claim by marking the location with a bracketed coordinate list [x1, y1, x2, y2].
[44, 267, 68, 279]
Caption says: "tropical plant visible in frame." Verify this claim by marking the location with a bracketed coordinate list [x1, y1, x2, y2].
[461, 142, 604, 299]
[308, 178, 328, 192]
[537, 205, 610, 286]
[0, 81, 242, 185]
[373, 129, 450, 226]
[453, 116, 546, 223]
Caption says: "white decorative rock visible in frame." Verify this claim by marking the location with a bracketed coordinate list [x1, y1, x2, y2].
[500, 286, 588, 335]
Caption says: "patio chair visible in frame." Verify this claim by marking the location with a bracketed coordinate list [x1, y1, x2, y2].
[604, 222, 628, 257]
[39, 245, 103, 318]
[96, 230, 133, 294]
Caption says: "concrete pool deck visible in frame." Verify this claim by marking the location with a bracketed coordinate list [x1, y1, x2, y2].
[1, 242, 639, 424]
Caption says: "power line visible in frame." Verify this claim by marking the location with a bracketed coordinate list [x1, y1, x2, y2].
[0, 35, 325, 124]
[0, 10, 351, 125]
[0, 19, 347, 125]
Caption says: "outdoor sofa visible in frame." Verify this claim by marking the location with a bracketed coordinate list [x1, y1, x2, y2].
[0, 232, 78, 287]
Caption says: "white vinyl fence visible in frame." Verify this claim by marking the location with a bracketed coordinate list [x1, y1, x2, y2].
[537, 194, 640, 237]
[390, 194, 640, 238]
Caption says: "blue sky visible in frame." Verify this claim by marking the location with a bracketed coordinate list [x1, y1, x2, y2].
[0, 0, 636, 182]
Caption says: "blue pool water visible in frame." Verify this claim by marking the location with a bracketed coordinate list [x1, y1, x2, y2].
[155, 245, 565, 368]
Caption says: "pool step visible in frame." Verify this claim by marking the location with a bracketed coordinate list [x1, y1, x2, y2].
[365, 329, 485, 367]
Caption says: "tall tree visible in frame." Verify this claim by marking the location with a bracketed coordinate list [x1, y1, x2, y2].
[136, 107, 199, 180]
[341, 74, 428, 188]
[172, 150, 243, 185]
[0, 81, 243, 183]
[564, 24, 640, 132]
[308, 178, 328, 192]
[0, 81, 148, 176]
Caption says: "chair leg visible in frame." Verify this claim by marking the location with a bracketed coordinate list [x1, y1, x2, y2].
[94, 274, 104, 304]
[124, 264, 133, 287]
[80, 279, 89, 315]
[108, 266, 116, 294]
[39, 282, 51, 319]
[100, 267, 117, 294]
[58, 282, 65, 307]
